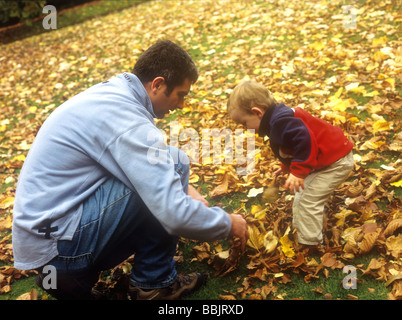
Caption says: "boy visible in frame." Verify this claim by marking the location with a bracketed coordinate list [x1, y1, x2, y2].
[227, 80, 354, 249]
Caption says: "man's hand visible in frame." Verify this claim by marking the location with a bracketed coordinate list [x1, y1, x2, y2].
[188, 185, 209, 207]
[229, 214, 249, 252]
[284, 173, 305, 194]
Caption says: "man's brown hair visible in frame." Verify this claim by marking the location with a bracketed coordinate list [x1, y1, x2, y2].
[133, 40, 198, 95]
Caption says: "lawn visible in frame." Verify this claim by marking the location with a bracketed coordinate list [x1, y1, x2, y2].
[0, 0, 401, 301]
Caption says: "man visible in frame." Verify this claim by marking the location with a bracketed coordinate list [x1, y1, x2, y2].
[12, 40, 249, 300]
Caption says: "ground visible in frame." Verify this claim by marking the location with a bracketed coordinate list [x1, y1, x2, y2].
[0, 0, 401, 300]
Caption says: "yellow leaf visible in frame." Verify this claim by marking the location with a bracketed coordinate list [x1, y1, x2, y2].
[251, 205, 263, 215]
[254, 208, 267, 220]
[189, 174, 199, 183]
[203, 157, 213, 165]
[366, 63, 379, 72]
[251, 204, 267, 219]
[247, 225, 264, 251]
[309, 41, 325, 51]
[372, 36, 387, 46]
[373, 119, 390, 134]
[328, 98, 350, 112]
[383, 78, 395, 90]
[373, 51, 386, 62]
[214, 167, 226, 175]
[333, 87, 343, 99]
[334, 209, 357, 226]
[279, 233, 295, 258]
[322, 112, 346, 124]
[349, 85, 366, 95]
[0, 215, 12, 230]
[367, 104, 382, 114]
[347, 117, 360, 124]
[0, 197, 14, 210]
[390, 180, 402, 188]
[360, 137, 385, 150]
[364, 90, 380, 97]
[12, 154, 26, 162]
[182, 106, 192, 113]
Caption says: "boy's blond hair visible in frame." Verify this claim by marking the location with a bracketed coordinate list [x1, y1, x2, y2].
[227, 80, 277, 114]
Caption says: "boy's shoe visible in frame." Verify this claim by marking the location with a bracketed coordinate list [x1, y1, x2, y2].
[128, 272, 206, 300]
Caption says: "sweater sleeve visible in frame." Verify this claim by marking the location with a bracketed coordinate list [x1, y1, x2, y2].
[100, 123, 232, 242]
[271, 115, 316, 179]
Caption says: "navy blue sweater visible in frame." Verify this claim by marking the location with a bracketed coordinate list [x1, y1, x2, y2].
[258, 103, 353, 178]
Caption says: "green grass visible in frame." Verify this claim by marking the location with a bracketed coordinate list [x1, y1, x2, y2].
[0, 0, 146, 45]
[177, 237, 392, 300]
[175, 201, 392, 301]
[175, 240, 391, 300]
[0, 0, 400, 301]
[173, 183, 392, 300]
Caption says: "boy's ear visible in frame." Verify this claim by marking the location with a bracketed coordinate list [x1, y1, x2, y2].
[251, 106, 264, 118]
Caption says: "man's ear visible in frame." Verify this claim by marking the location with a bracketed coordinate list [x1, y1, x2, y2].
[251, 106, 264, 119]
[151, 77, 165, 93]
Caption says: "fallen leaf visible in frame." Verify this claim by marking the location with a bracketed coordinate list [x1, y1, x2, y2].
[0, 197, 14, 210]
[263, 231, 278, 254]
[384, 219, 402, 237]
[279, 233, 295, 258]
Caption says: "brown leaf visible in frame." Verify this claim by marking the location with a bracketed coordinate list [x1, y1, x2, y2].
[388, 280, 402, 300]
[359, 229, 380, 254]
[321, 253, 338, 268]
[384, 218, 402, 237]
[16, 289, 38, 300]
[219, 294, 237, 300]
[385, 235, 402, 259]
[209, 173, 229, 198]
[346, 180, 364, 197]
[192, 242, 211, 262]
[0, 215, 12, 231]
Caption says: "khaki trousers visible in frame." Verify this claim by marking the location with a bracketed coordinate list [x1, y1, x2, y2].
[292, 151, 354, 245]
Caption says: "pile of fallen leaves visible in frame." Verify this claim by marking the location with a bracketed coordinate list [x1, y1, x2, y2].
[158, 102, 401, 300]
[0, 0, 401, 299]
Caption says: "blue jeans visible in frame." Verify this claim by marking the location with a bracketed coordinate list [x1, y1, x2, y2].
[42, 146, 189, 297]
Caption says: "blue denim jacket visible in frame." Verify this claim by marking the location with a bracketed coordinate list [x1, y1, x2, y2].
[12, 73, 231, 270]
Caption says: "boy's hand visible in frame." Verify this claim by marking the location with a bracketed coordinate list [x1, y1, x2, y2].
[284, 173, 304, 194]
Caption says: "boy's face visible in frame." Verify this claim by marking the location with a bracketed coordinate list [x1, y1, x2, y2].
[229, 107, 263, 131]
